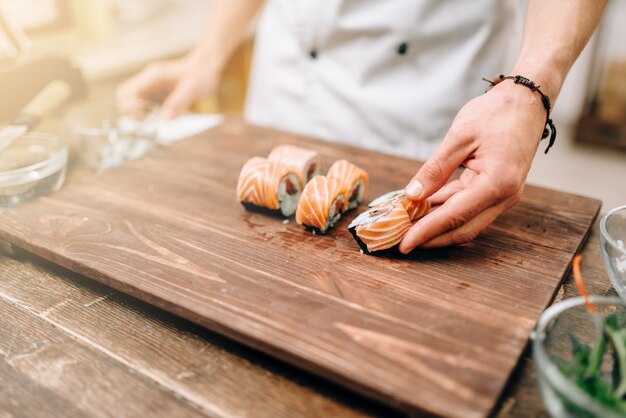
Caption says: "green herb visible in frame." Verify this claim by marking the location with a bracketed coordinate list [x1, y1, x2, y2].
[556, 313, 626, 415]
[605, 314, 626, 398]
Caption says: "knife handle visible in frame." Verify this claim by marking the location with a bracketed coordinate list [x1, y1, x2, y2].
[21, 80, 71, 119]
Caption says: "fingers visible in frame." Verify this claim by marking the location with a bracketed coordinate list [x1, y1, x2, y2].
[398, 173, 502, 254]
[429, 168, 477, 206]
[405, 130, 473, 201]
[419, 198, 517, 249]
[428, 179, 463, 206]
[429, 168, 478, 206]
[161, 79, 197, 120]
[458, 166, 478, 184]
[116, 62, 180, 116]
[116, 58, 218, 120]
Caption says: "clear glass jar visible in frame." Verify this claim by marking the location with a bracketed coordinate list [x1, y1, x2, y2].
[532, 296, 626, 418]
[64, 99, 157, 172]
[601, 206, 626, 303]
[0, 132, 67, 211]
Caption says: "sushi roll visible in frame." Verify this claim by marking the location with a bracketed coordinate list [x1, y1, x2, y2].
[268, 145, 322, 188]
[368, 189, 405, 207]
[296, 176, 346, 234]
[348, 200, 413, 254]
[327, 159, 368, 211]
[368, 189, 431, 222]
[405, 198, 431, 222]
[236, 157, 302, 217]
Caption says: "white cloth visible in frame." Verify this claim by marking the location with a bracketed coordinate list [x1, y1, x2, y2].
[117, 113, 224, 145]
[245, 0, 519, 161]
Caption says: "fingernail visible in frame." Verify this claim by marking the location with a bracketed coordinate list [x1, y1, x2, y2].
[405, 179, 423, 199]
[399, 245, 413, 255]
[398, 238, 413, 254]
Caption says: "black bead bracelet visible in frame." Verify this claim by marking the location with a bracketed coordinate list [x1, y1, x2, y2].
[482, 74, 557, 154]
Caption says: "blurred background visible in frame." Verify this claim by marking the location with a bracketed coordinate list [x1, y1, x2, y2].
[0, 0, 625, 208]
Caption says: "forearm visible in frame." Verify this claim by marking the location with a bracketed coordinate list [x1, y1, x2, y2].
[188, 0, 265, 78]
[512, 0, 607, 101]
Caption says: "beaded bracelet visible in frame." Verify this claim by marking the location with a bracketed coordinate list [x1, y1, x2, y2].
[483, 74, 557, 154]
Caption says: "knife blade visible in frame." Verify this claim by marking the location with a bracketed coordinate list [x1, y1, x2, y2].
[0, 80, 71, 154]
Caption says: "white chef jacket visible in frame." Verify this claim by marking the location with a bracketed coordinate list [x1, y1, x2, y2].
[245, 0, 519, 161]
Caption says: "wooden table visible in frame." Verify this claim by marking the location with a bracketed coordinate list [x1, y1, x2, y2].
[0, 129, 614, 418]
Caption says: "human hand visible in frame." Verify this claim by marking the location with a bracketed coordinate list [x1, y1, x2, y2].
[398, 80, 548, 253]
[116, 55, 219, 119]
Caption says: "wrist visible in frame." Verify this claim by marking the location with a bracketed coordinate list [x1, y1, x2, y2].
[510, 61, 564, 103]
[489, 78, 546, 123]
[487, 72, 559, 153]
[186, 48, 225, 80]
[484, 77, 549, 150]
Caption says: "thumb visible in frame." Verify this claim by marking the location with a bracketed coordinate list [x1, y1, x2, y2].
[405, 135, 470, 201]
[161, 80, 197, 119]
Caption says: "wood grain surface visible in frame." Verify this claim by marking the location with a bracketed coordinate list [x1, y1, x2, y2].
[0, 288, 209, 418]
[0, 120, 601, 417]
[0, 252, 397, 418]
[0, 217, 615, 418]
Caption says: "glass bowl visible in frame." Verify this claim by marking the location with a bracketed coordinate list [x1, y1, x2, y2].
[601, 206, 626, 303]
[532, 296, 626, 418]
[0, 132, 67, 211]
[64, 99, 157, 172]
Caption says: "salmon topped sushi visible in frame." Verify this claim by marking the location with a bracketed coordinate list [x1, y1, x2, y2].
[296, 176, 346, 234]
[368, 189, 405, 207]
[368, 189, 430, 222]
[268, 145, 322, 188]
[327, 159, 368, 211]
[405, 198, 431, 222]
[348, 200, 413, 254]
[236, 157, 302, 217]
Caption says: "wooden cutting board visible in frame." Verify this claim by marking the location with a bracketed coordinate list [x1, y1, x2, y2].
[0, 121, 601, 417]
